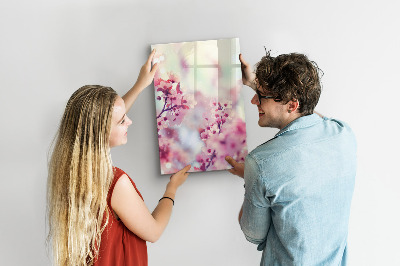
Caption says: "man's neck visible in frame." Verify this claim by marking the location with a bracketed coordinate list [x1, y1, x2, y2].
[278, 113, 303, 130]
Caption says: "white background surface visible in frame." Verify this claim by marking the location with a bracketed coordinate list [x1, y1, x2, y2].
[1, 0, 399, 265]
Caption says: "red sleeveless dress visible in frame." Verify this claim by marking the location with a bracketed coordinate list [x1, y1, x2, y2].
[94, 167, 148, 266]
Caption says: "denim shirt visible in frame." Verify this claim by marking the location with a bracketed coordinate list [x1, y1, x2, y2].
[240, 114, 357, 266]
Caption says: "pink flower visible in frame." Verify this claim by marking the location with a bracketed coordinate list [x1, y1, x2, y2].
[154, 70, 247, 173]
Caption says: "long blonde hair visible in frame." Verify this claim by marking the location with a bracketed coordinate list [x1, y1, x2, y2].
[47, 85, 118, 265]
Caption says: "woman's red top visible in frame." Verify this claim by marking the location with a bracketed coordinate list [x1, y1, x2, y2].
[93, 167, 148, 266]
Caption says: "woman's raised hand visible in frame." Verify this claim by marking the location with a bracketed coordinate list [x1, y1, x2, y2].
[123, 50, 159, 112]
[135, 49, 159, 90]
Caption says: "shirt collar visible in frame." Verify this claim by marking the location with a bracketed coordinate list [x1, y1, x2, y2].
[275, 114, 322, 138]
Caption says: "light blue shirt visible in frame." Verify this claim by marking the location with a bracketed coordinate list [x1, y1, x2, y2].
[240, 114, 357, 266]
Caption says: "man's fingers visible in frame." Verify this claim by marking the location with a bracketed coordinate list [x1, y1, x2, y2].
[225, 156, 238, 167]
[239, 54, 248, 67]
[228, 168, 235, 174]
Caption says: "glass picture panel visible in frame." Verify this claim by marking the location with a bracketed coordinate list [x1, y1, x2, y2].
[151, 38, 248, 174]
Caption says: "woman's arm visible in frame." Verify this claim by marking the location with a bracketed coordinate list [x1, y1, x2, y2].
[122, 49, 159, 113]
[111, 165, 190, 243]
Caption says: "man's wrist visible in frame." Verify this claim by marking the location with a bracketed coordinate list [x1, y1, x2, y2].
[249, 81, 257, 91]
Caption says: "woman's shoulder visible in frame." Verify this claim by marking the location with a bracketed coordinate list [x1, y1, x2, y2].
[111, 167, 136, 191]
[111, 166, 144, 201]
[108, 167, 131, 202]
[113, 166, 128, 178]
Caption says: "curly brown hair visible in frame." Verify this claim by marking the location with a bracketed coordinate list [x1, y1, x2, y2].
[255, 51, 322, 115]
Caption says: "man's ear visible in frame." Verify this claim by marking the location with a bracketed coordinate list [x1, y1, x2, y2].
[288, 99, 299, 113]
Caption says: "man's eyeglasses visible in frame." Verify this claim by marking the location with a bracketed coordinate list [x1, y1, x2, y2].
[255, 89, 281, 105]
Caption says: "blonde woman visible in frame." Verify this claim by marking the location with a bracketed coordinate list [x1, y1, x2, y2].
[47, 50, 191, 266]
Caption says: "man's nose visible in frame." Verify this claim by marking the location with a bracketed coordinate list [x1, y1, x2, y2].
[251, 94, 259, 105]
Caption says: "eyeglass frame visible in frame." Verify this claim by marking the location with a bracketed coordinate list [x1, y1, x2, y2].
[254, 89, 282, 105]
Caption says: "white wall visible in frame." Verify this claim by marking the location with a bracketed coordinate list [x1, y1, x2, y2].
[1, 0, 399, 265]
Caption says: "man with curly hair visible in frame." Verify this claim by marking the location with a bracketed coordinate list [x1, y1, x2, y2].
[226, 51, 357, 265]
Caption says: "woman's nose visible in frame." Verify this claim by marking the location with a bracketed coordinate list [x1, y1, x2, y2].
[126, 116, 133, 126]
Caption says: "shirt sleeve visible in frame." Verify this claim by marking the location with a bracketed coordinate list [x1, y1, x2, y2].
[239, 154, 271, 247]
